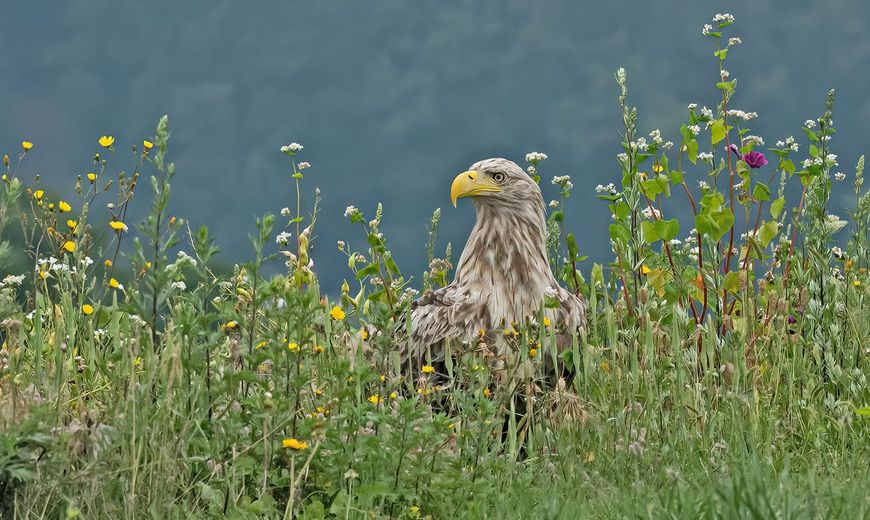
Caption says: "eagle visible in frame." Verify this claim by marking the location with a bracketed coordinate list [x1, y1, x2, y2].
[404, 157, 586, 372]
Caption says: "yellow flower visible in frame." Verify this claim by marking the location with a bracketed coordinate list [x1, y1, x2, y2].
[58, 200, 72, 213]
[329, 305, 346, 320]
[143, 139, 154, 150]
[288, 342, 300, 352]
[109, 220, 128, 232]
[1, 175, 6, 183]
[542, 316, 551, 328]
[638, 171, 648, 180]
[62, 240, 76, 253]
[3, 154, 8, 166]
[66, 219, 78, 231]
[652, 163, 664, 173]
[421, 365, 435, 374]
[584, 451, 596, 463]
[22, 141, 33, 151]
[133, 356, 142, 367]
[360, 327, 369, 340]
[410, 506, 420, 514]
[104, 259, 113, 268]
[640, 265, 651, 275]
[483, 388, 492, 398]
[169, 216, 176, 225]
[368, 394, 383, 405]
[529, 347, 538, 358]
[282, 438, 308, 450]
[38, 270, 47, 280]
[600, 361, 611, 373]
[48, 203, 55, 210]
[313, 344, 324, 354]
[379, 374, 386, 382]
[33, 189, 44, 200]
[389, 391, 398, 399]
[87, 172, 97, 183]
[98, 135, 115, 148]
[109, 277, 120, 289]
[256, 340, 268, 349]
[144, 261, 151, 270]
[854, 280, 863, 287]
[221, 320, 238, 331]
[82, 304, 94, 315]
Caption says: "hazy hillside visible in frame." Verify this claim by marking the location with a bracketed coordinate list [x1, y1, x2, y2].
[2, 0, 869, 288]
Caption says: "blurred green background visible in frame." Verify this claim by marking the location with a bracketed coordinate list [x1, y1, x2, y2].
[2, 1, 868, 289]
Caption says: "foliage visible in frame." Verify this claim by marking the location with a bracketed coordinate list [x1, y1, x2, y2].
[1, 13, 869, 518]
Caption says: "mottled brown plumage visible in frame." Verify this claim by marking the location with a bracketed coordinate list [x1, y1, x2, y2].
[405, 158, 586, 368]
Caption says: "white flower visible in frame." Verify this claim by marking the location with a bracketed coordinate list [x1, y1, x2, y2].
[81, 256, 94, 266]
[689, 125, 701, 136]
[698, 181, 710, 190]
[280, 207, 291, 217]
[1, 274, 26, 287]
[805, 119, 816, 129]
[831, 246, 844, 259]
[720, 69, 730, 80]
[525, 152, 548, 163]
[662, 141, 674, 150]
[551, 175, 573, 188]
[298, 162, 311, 170]
[616, 152, 628, 162]
[728, 37, 742, 46]
[176, 250, 198, 268]
[743, 135, 764, 146]
[688, 103, 698, 110]
[344, 205, 360, 219]
[713, 13, 735, 24]
[825, 214, 848, 233]
[702, 24, 713, 36]
[544, 286, 558, 298]
[280, 142, 303, 154]
[276, 231, 292, 246]
[527, 165, 537, 175]
[130, 314, 147, 327]
[826, 153, 838, 166]
[337, 240, 346, 250]
[549, 200, 559, 208]
[669, 239, 682, 246]
[170, 281, 187, 291]
[834, 172, 846, 181]
[641, 206, 661, 219]
[649, 129, 663, 144]
[94, 329, 106, 341]
[698, 152, 714, 161]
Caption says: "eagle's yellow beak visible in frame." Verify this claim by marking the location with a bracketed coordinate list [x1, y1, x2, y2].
[450, 170, 501, 207]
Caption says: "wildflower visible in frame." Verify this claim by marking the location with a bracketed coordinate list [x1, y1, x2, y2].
[170, 281, 187, 291]
[713, 13, 735, 24]
[81, 304, 94, 315]
[649, 129, 663, 144]
[728, 37, 742, 46]
[130, 314, 147, 327]
[698, 152, 714, 162]
[727, 109, 757, 121]
[298, 161, 311, 170]
[720, 69, 730, 81]
[544, 286, 558, 298]
[826, 153, 839, 166]
[805, 119, 816, 129]
[33, 189, 44, 200]
[641, 206, 661, 220]
[344, 205, 360, 219]
[688, 103, 698, 110]
[282, 438, 308, 451]
[22, 141, 33, 151]
[67, 219, 78, 231]
[529, 347, 538, 358]
[98, 135, 115, 148]
[221, 320, 238, 332]
[109, 220, 128, 232]
[368, 394, 383, 405]
[742, 151, 768, 169]
[525, 151, 548, 163]
[288, 342, 300, 352]
[109, 278, 122, 290]
[3, 154, 8, 166]
[62, 241, 76, 253]
[652, 163, 664, 173]
[421, 365, 435, 374]
[58, 200, 72, 213]
[280, 142, 304, 154]
[329, 305, 346, 321]
[701, 24, 713, 36]
[834, 172, 846, 181]
[854, 280, 863, 287]
[275, 231, 292, 246]
[280, 207, 291, 217]
[601, 361, 611, 372]
[548, 200, 559, 208]
[1, 274, 26, 287]
[743, 135, 764, 147]
[551, 175, 573, 189]
[313, 344, 323, 354]
[410, 506, 420, 515]
[688, 125, 701, 136]
[104, 259, 113, 268]
[543, 316, 551, 328]
[142, 140, 154, 150]
[483, 388, 492, 398]
[87, 172, 97, 183]
[641, 265, 652, 275]
[595, 183, 616, 193]
[700, 106, 714, 119]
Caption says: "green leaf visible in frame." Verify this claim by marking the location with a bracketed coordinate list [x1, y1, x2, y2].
[687, 139, 699, 164]
[640, 220, 659, 244]
[780, 158, 795, 175]
[669, 170, 684, 185]
[770, 197, 786, 219]
[856, 406, 870, 417]
[757, 221, 779, 248]
[654, 219, 680, 241]
[609, 223, 630, 245]
[355, 263, 380, 280]
[711, 119, 727, 145]
[752, 182, 771, 202]
[723, 271, 741, 293]
[802, 126, 819, 142]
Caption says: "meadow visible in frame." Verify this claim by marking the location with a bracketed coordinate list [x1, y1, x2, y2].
[1, 14, 869, 519]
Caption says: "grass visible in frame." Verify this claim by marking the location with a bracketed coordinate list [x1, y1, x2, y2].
[2, 12, 870, 519]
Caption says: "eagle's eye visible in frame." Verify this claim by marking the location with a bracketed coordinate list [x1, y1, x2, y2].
[491, 172, 506, 184]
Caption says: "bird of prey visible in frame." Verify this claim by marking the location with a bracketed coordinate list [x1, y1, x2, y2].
[404, 158, 586, 371]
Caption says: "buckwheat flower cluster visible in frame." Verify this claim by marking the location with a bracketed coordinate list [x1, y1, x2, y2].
[649, 129, 663, 145]
[713, 13, 735, 24]
[1, 274, 26, 287]
[700, 106, 714, 119]
[298, 161, 311, 170]
[595, 183, 617, 194]
[276, 231, 292, 246]
[630, 137, 648, 151]
[720, 70, 730, 81]
[344, 205, 360, 219]
[525, 152, 548, 164]
[280, 207, 291, 217]
[551, 175, 573, 190]
[170, 281, 187, 291]
[698, 152, 714, 162]
[805, 119, 816, 129]
[280, 142, 303, 154]
[743, 135, 764, 146]
[775, 136, 799, 152]
[641, 206, 661, 219]
[834, 172, 846, 181]
[702, 24, 713, 36]
[727, 109, 757, 121]
[688, 125, 701, 136]
[728, 37, 742, 46]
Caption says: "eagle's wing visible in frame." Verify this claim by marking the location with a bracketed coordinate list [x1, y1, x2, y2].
[398, 282, 472, 368]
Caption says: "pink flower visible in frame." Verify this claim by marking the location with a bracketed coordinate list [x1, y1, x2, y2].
[742, 151, 768, 169]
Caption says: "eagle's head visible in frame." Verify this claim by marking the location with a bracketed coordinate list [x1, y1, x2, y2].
[450, 157, 543, 215]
